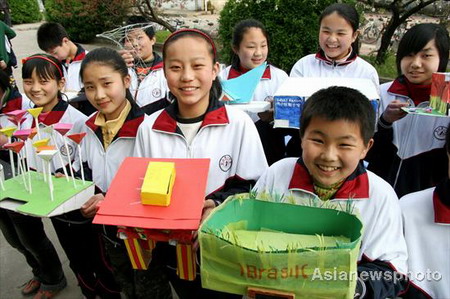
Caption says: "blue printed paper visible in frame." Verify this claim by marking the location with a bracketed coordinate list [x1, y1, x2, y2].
[274, 96, 305, 129]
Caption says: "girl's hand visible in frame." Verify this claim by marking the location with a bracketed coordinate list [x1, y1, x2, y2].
[81, 193, 104, 218]
[192, 199, 216, 251]
[381, 100, 409, 124]
[258, 96, 274, 122]
[0, 134, 8, 147]
[54, 172, 65, 178]
[0, 60, 6, 70]
[118, 49, 135, 67]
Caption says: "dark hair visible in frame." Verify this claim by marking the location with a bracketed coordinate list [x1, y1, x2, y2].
[0, 69, 11, 92]
[396, 23, 449, 76]
[319, 3, 359, 53]
[37, 22, 69, 52]
[80, 47, 134, 102]
[300, 86, 375, 145]
[163, 29, 222, 102]
[22, 54, 64, 82]
[230, 19, 269, 68]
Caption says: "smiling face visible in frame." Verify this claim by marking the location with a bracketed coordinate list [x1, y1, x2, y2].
[124, 28, 155, 62]
[319, 12, 358, 61]
[82, 63, 130, 120]
[23, 70, 65, 112]
[400, 39, 440, 85]
[301, 116, 373, 187]
[234, 27, 268, 70]
[164, 36, 219, 118]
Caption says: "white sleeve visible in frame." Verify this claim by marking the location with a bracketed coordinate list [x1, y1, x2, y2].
[289, 59, 303, 77]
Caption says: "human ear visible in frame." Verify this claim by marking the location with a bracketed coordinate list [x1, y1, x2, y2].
[58, 77, 66, 91]
[123, 74, 131, 89]
[352, 30, 359, 43]
[212, 61, 220, 80]
[360, 138, 374, 159]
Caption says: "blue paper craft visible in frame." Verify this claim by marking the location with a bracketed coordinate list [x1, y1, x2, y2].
[220, 62, 267, 104]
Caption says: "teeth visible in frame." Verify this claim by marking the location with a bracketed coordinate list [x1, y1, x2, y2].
[181, 87, 197, 91]
[318, 165, 339, 171]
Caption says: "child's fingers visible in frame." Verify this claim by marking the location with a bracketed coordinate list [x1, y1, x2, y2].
[54, 172, 65, 178]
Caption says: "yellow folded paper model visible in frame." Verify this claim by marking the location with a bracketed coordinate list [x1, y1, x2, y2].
[141, 162, 176, 206]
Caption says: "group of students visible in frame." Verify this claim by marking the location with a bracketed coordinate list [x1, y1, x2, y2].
[0, 2, 449, 299]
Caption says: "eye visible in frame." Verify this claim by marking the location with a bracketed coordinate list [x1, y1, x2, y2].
[84, 85, 94, 90]
[169, 65, 181, 70]
[310, 138, 324, 144]
[104, 81, 112, 86]
[193, 64, 204, 69]
[340, 143, 354, 148]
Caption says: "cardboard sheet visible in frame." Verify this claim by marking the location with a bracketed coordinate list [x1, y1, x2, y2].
[93, 157, 210, 230]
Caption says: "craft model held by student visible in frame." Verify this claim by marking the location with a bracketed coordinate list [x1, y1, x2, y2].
[121, 23, 169, 109]
[1, 54, 82, 299]
[134, 29, 268, 298]
[219, 19, 288, 165]
[254, 86, 408, 299]
[78, 47, 169, 298]
[366, 23, 450, 197]
[400, 123, 450, 298]
[290, 3, 379, 91]
[37, 22, 95, 115]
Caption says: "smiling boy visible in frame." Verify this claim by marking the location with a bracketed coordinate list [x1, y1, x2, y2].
[253, 86, 408, 298]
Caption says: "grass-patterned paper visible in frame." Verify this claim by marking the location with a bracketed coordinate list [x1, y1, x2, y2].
[199, 195, 363, 298]
[0, 171, 94, 217]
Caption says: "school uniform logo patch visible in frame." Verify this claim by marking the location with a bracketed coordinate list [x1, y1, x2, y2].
[59, 144, 73, 157]
[219, 155, 232, 172]
[152, 88, 162, 98]
[433, 126, 447, 140]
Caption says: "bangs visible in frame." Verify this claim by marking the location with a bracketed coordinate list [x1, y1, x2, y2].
[22, 58, 58, 81]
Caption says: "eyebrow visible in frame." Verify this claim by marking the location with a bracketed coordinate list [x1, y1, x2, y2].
[310, 130, 358, 141]
[321, 26, 349, 32]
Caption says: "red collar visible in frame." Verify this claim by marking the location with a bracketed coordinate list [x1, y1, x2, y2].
[387, 76, 431, 106]
[288, 158, 369, 200]
[32, 100, 68, 127]
[227, 64, 271, 80]
[1, 89, 22, 113]
[152, 99, 229, 133]
[86, 101, 145, 138]
[315, 49, 357, 67]
[433, 179, 450, 224]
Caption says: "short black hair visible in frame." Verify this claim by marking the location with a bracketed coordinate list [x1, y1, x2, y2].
[300, 86, 375, 145]
[0, 69, 11, 92]
[37, 22, 69, 52]
[397, 23, 449, 76]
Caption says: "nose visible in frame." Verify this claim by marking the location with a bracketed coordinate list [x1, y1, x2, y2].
[31, 81, 41, 92]
[410, 55, 422, 68]
[321, 145, 338, 161]
[181, 67, 194, 81]
[95, 87, 106, 100]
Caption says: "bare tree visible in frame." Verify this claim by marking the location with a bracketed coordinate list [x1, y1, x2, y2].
[361, 0, 439, 64]
[133, 0, 176, 32]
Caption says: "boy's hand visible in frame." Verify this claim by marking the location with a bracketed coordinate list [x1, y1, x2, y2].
[381, 100, 409, 123]
[118, 49, 135, 67]
[81, 193, 104, 218]
[192, 199, 216, 251]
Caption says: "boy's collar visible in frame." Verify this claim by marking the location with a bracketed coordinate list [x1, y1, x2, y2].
[433, 178, 450, 224]
[288, 158, 369, 200]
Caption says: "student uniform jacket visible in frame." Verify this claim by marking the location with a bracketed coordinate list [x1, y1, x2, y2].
[63, 44, 87, 92]
[400, 182, 450, 299]
[289, 50, 380, 93]
[253, 157, 408, 298]
[366, 80, 448, 197]
[128, 53, 169, 108]
[134, 98, 268, 201]
[22, 100, 87, 172]
[219, 64, 288, 122]
[81, 101, 146, 193]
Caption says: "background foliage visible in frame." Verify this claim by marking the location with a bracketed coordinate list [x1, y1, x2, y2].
[45, 0, 132, 42]
[219, 0, 356, 73]
[9, 0, 42, 24]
